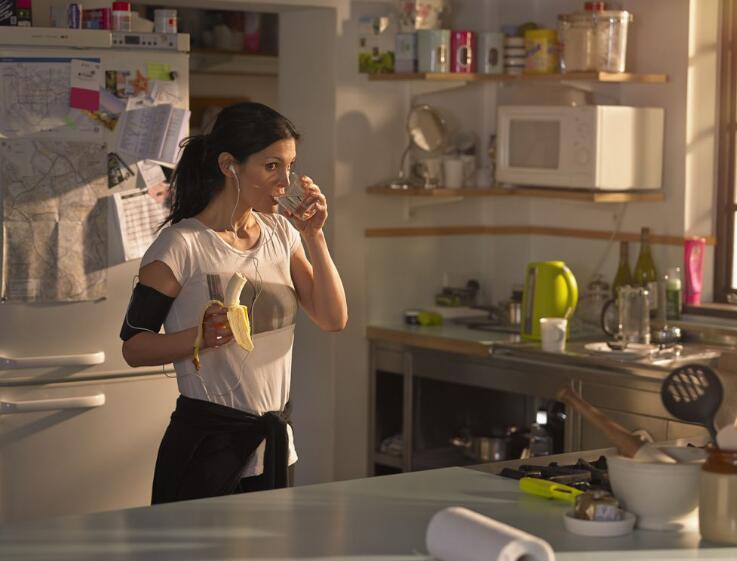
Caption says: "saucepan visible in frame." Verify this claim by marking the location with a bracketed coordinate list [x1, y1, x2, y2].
[450, 434, 508, 462]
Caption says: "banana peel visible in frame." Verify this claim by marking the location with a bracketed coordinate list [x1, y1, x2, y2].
[193, 272, 254, 370]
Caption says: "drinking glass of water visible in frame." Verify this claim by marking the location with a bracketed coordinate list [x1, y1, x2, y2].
[277, 171, 318, 221]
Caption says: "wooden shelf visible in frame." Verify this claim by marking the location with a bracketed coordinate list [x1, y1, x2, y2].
[367, 185, 666, 203]
[190, 49, 278, 77]
[364, 225, 717, 246]
[368, 71, 669, 84]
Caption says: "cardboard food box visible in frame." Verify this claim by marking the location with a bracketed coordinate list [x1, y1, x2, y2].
[0, 0, 31, 26]
[358, 15, 396, 74]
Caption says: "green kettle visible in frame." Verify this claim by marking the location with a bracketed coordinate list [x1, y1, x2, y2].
[520, 261, 578, 341]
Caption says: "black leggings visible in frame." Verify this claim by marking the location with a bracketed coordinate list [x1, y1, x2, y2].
[238, 465, 295, 493]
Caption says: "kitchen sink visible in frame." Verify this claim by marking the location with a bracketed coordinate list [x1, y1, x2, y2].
[459, 320, 521, 334]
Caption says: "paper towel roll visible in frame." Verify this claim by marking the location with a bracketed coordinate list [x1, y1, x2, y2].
[426, 506, 555, 561]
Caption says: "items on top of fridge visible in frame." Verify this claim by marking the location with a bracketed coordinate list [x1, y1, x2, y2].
[111, 2, 132, 32]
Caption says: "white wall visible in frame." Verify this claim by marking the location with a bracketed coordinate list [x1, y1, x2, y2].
[329, 0, 721, 482]
[279, 6, 342, 485]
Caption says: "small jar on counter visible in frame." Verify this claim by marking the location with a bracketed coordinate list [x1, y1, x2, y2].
[700, 447, 737, 545]
[111, 1, 132, 32]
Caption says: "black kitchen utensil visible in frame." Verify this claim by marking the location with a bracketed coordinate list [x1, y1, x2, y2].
[661, 364, 723, 443]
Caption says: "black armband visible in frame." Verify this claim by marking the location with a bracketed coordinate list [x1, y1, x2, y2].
[120, 283, 175, 341]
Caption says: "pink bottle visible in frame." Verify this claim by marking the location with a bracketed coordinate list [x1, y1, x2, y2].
[450, 31, 475, 73]
[684, 237, 706, 305]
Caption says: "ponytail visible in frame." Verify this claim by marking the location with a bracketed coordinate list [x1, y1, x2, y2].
[160, 135, 222, 229]
[159, 102, 300, 230]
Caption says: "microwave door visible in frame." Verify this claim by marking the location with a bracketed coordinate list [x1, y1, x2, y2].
[499, 117, 563, 186]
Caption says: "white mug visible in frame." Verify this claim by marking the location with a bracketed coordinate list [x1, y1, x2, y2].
[443, 158, 464, 189]
[540, 317, 567, 353]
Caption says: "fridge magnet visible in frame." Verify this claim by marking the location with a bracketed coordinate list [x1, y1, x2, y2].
[130, 69, 150, 95]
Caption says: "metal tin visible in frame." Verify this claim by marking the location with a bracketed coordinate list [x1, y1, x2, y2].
[67, 3, 82, 29]
[477, 31, 504, 74]
[450, 30, 475, 73]
[395, 32, 417, 73]
[417, 29, 450, 73]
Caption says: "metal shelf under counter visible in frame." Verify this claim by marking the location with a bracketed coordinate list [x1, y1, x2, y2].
[367, 323, 724, 474]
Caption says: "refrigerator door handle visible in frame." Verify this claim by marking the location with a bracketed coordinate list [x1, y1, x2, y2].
[0, 393, 106, 414]
[0, 351, 105, 369]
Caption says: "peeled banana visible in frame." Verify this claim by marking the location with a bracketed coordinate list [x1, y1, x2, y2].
[192, 272, 254, 371]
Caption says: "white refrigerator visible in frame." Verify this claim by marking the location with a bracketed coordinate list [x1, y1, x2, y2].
[0, 28, 188, 524]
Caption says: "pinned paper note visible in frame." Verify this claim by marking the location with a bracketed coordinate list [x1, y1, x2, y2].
[70, 59, 101, 111]
[137, 160, 166, 188]
[146, 62, 172, 81]
[113, 188, 169, 261]
[115, 103, 189, 165]
[150, 80, 182, 105]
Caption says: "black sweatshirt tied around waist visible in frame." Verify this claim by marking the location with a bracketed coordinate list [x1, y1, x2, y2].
[152, 395, 291, 504]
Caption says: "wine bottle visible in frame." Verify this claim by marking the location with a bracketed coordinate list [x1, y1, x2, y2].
[633, 227, 659, 314]
[611, 241, 633, 298]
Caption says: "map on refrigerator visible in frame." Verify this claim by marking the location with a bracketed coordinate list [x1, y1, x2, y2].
[0, 57, 103, 140]
[0, 139, 108, 302]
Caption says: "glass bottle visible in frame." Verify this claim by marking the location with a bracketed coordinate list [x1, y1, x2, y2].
[611, 241, 632, 298]
[665, 266, 682, 321]
[633, 227, 658, 315]
[528, 409, 554, 457]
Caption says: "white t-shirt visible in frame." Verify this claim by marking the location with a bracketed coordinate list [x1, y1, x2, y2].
[141, 212, 302, 477]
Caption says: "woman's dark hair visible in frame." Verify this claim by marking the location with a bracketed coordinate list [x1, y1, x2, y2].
[162, 102, 300, 227]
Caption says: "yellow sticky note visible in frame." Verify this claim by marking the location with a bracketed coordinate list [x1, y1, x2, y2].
[146, 63, 172, 81]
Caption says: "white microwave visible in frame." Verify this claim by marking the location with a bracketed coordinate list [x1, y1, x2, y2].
[496, 105, 664, 190]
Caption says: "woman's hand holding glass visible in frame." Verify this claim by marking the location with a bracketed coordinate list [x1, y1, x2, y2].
[279, 174, 327, 235]
[202, 304, 233, 349]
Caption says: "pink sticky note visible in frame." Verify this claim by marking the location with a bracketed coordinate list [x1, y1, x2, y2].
[70, 87, 100, 111]
[70, 59, 101, 111]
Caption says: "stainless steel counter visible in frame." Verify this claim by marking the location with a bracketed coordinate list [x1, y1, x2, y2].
[367, 321, 736, 460]
[0, 459, 733, 561]
[367, 320, 725, 384]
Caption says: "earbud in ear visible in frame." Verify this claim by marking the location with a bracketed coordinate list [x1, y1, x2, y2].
[229, 164, 237, 177]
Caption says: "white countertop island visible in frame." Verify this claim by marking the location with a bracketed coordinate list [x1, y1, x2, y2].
[0, 465, 734, 561]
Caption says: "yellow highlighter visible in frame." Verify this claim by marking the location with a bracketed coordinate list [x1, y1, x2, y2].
[519, 477, 584, 504]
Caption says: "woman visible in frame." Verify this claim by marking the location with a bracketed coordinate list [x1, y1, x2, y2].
[120, 102, 347, 503]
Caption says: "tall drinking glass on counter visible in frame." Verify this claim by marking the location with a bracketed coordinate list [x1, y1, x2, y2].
[601, 285, 650, 345]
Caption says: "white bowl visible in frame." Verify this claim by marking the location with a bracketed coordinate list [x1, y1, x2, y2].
[607, 451, 703, 531]
[563, 510, 636, 537]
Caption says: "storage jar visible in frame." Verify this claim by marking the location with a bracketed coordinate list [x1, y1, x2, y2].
[477, 32, 504, 74]
[154, 9, 178, 33]
[595, 10, 632, 73]
[450, 31, 475, 73]
[417, 29, 450, 73]
[558, 12, 596, 72]
[699, 447, 737, 545]
[524, 29, 558, 74]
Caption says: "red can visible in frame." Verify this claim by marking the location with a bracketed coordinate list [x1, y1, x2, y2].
[450, 31, 475, 73]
